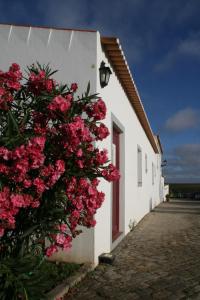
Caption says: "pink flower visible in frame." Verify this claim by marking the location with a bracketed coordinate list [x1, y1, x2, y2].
[46, 244, 58, 257]
[31, 200, 40, 208]
[72, 210, 80, 218]
[39, 70, 45, 79]
[9, 63, 20, 72]
[59, 224, 67, 232]
[70, 83, 78, 92]
[45, 79, 54, 91]
[7, 81, 21, 91]
[0, 163, 9, 175]
[102, 164, 120, 182]
[0, 87, 5, 96]
[10, 194, 25, 208]
[33, 178, 46, 194]
[79, 178, 88, 188]
[86, 98, 107, 120]
[77, 160, 84, 169]
[91, 178, 100, 187]
[0, 227, 5, 237]
[48, 95, 71, 112]
[0, 147, 10, 160]
[63, 235, 72, 249]
[23, 179, 32, 188]
[29, 136, 46, 150]
[76, 148, 83, 157]
[93, 123, 110, 140]
[12, 145, 25, 160]
[55, 160, 65, 173]
[23, 194, 33, 206]
[95, 149, 108, 165]
[65, 93, 73, 101]
[88, 186, 96, 196]
[55, 233, 66, 245]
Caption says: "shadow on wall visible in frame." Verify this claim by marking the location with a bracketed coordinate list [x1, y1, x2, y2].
[149, 198, 152, 212]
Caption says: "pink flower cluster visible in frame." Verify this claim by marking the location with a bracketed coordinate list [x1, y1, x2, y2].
[59, 116, 93, 155]
[46, 223, 72, 257]
[102, 164, 120, 182]
[0, 136, 46, 184]
[0, 63, 22, 110]
[92, 123, 110, 141]
[48, 94, 72, 112]
[0, 186, 37, 236]
[86, 98, 107, 120]
[65, 177, 105, 232]
[0, 63, 120, 258]
[28, 69, 54, 95]
[40, 159, 65, 188]
[0, 136, 66, 235]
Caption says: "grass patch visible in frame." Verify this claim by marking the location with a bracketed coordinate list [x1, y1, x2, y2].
[41, 260, 81, 293]
[0, 255, 81, 300]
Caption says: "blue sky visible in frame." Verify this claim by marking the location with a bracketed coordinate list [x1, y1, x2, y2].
[0, 0, 200, 183]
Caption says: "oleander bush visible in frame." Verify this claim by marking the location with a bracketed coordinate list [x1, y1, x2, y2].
[0, 62, 120, 299]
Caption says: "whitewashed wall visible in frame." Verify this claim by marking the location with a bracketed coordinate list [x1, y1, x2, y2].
[164, 184, 169, 201]
[0, 24, 98, 264]
[93, 32, 164, 264]
[0, 25, 164, 266]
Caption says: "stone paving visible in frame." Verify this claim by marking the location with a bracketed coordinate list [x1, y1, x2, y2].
[65, 200, 200, 300]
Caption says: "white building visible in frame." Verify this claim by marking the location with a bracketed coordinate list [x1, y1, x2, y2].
[0, 24, 165, 265]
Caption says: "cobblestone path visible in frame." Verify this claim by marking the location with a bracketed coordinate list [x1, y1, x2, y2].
[66, 200, 200, 300]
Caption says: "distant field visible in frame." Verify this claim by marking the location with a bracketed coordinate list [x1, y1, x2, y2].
[169, 183, 200, 199]
[169, 184, 200, 193]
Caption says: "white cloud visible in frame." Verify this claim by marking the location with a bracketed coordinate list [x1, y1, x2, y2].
[35, 0, 147, 64]
[178, 34, 200, 58]
[165, 143, 200, 183]
[155, 31, 200, 71]
[165, 108, 200, 132]
[2, 0, 200, 68]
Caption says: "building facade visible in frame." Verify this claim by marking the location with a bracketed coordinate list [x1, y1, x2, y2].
[0, 24, 165, 265]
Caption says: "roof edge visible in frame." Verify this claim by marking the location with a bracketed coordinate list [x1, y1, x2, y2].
[101, 36, 159, 154]
[156, 135, 163, 154]
[0, 22, 97, 33]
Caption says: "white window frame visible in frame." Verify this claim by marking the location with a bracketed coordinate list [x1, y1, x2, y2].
[145, 153, 148, 173]
[137, 145, 142, 187]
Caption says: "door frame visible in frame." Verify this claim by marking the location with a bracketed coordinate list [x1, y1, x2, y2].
[112, 124, 120, 241]
[110, 114, 125, 250]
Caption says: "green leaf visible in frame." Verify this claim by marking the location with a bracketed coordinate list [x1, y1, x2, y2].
[21, 225, 39, 238]
[7, 110, 20, 135]
[85, 81, 90, 97]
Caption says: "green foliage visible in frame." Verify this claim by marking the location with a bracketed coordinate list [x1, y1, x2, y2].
[0, 255, 80, 300]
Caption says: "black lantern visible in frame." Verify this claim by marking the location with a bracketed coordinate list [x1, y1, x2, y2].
[99, 61, 112, 88]
[161, 159, 167, 167]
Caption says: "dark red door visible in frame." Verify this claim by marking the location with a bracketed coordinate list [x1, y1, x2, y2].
[112, 125, 120, 241]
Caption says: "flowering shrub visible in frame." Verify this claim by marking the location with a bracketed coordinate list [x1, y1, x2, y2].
[0, 62, 119, 287]
[0, 62, 120, 299]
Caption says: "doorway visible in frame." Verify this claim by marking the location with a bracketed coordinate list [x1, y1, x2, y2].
[112, 124, 121, 241]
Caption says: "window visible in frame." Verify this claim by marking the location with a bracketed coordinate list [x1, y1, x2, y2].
[152, 163, 154, 185]
[137, 146, 142, 186]
[145, 154, 148, 173]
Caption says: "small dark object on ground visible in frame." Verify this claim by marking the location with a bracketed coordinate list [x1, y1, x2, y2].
[99, 253, 115, 264]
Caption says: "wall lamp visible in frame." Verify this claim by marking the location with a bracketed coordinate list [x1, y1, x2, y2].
[99, 61, 112, 88]
[161, 159, 167, 167]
